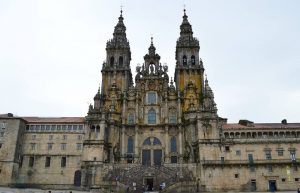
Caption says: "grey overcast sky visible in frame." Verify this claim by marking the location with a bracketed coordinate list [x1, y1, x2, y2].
[0, 0, 299, 123]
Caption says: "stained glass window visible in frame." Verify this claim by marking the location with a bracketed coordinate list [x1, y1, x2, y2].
[171, 137, 177, 152]
[128, 136, 134, 153]
[143, 137, 151, 145]
[153, 137, 161, 145]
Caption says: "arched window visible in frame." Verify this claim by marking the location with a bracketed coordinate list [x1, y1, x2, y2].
[182, 55, 187, 65]
[169, 111, 177, 124]
[127, 136, 134, 153]
[153, 137, 161, 145]
[110, 57, 114, 67]
[148, 109, 156, 124]
[143, 137, 151, 145]
[128, 113, 135, 124]
[191, 55, 195, 65]
[170, 137, 177, 152]
[119, 56, 123, 67]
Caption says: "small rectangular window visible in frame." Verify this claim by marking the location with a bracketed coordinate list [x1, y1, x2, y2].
[277, 149, 284, 156]
[57, 125, 61, 130]
[267, 165, 273, 172]
[68, 125, 72, 131]
[234, 174, 239, 178]
[46, 125, 50, 130]
[45, 157, 51, 167]
[295, 178, 299, 182]
[73, 125, 78, 130]
[76, 143, 82, 150]
[31, 135, 36, 140]
[0, 143, 2, 148]
[62, 125, 67, 130]
[77, 135, 82, 140]
[236, 150, 241, 156]
[30, 143, 36, 150]
[78, 125, 83, 130]
[61, 157, 66, 167]
[225, 146, 230, 152]
[49, 135, 53, 140]
[35, 125, 40, 130]
[0, 132, 4, 137]
[51, 125, 56, 131]
[282, 178, 286, 182]
[171, 156, 177, 163]
[61, 143, 66, 150]
[63, 135, 67, 140]
[48, 143, 53, 150]
[265, 151, 272, 160]
[29, 156, 34, 167]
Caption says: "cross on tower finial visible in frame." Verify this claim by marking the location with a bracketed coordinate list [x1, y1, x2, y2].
[120, 5, 123, 16]
[183, 4, 186, 15]
[151, 35, 153, 45]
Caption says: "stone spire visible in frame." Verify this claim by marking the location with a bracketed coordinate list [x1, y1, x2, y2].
[180, 9, 193, 37]
[148, 36, 156, 56]
[106, 9, 130, 49]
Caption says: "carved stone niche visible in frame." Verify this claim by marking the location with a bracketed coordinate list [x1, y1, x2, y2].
[169, 127, 178, 136]
[125, 128, 135, 136]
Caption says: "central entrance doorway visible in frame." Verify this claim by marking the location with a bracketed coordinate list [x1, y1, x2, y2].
[146, 178, 154, 191]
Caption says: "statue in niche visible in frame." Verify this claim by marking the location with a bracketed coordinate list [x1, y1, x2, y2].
[183, 142, 191, 162]
[113, 143, 121, 162]
[150, 63, 154, 74]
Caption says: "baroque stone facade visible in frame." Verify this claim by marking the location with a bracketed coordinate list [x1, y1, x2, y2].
[1, 10, 300, 192]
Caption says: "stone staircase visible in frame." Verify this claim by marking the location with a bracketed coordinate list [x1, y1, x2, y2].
[103, 164, 195, 193]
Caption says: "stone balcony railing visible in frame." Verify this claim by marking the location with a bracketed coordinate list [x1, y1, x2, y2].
[202, 159, 298, 166]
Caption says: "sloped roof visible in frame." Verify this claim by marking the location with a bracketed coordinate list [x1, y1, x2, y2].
[23, 117, 85, 124]
[223, 123, 300, 130]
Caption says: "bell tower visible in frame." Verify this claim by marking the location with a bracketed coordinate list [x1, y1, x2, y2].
[101, 10, 133, 95]
[174, 9, 205, 112]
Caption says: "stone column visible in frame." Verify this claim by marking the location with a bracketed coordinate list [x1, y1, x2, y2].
[179, 125, 183, 163]
[121, 126, 125, 158]
[135, 125, 139, 162]
[165, 126, 170, 163]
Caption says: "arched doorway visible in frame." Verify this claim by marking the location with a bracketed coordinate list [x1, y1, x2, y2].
[142, 137, 163, 166]
[74, 170, 81, 186]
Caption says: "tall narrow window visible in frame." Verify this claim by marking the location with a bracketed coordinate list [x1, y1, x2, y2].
[127, 136, 134, 154]
[182, 55, 187, 65]
[148, 109, 156, 124]
[110, 56, 114, 67]
[61, 157, 66, 167]
[169, 111, 177, 124]
[191, 55, 195, 65]
[119, 56, 123, 67]
[45, 157, 51, 167]
[29, 156, 34, 167]
[170, 137, 177, 153]
[147, 92, 156, 104]
[128, 113, 135, 124]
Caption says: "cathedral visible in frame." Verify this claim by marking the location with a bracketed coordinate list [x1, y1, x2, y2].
[0, 10, 300, 192]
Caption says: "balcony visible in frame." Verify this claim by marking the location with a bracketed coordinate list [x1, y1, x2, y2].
[202, 159, 299, 167]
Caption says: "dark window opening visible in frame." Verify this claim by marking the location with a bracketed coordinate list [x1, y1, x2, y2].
[234, 174, 239, 178]
[182, 55, 187, 65]
[29, 156, 34, 167]
[191, 55, 195, 65]
[225, 146, 230, 152]
[110, 57, 114, 67]
[61, 157, 66, 167]
[119, 56, 123, 67]
[45, 157, 51, 167]
[171, 156, 177, 163]
[282, 178, 286, 182]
